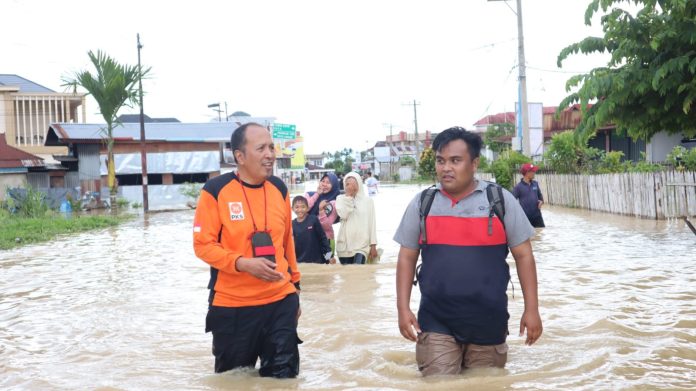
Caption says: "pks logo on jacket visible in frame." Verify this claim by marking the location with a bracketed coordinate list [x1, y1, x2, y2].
[228, 202, 245, 220]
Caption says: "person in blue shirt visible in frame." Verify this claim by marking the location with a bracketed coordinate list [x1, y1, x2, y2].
[292, 196, 334, 264]
[512, 163, 545, 228]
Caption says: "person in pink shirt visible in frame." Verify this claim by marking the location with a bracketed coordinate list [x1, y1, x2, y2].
[303, 173, 340, 260]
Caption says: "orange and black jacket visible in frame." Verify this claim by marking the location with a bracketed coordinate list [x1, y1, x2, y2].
[193, 172, 300, 307]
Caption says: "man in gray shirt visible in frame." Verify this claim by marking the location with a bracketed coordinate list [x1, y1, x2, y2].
[394, 127, 542, 376]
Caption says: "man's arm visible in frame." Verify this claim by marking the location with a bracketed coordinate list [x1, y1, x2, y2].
[396, 246, 421, 341]
[193, 190, 244, 274]
[509, 240, 543, 345]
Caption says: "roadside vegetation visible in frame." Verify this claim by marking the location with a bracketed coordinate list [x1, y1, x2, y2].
[1, 187, 133, 250]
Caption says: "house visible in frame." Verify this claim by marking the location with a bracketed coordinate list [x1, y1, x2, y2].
[44, 122, 236, 209]
[473, 105, 692, 162]
[0, 74, 85, 160]
[0, 134, 45, 200]
[116, 114, 181, 123]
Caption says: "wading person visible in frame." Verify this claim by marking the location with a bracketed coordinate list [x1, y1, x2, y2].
[335, 172, 378, 264]
[303, 172, 340, 252]
[393, 127, 542, 376]
[512, 163, 545, 228]
[292, 195, 334, 264]
[193, 123, 302, 378]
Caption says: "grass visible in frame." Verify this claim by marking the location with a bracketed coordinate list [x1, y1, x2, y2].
[0, 210, 134, 250]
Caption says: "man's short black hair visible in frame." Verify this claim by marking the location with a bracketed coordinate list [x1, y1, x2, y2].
[230, 122, 264, 163]
[292, 195, 308, 207]
[432, 126, 482, 160]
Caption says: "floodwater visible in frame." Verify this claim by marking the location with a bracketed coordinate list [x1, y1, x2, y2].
[1, 184, 695, 390]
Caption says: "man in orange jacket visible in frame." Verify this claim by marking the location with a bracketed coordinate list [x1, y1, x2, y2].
[193, 123, 302, 378]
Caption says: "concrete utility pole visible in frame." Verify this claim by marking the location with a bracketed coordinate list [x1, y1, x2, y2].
[137, 33, 149, 212]
[488, 0, 530, 156]
[516, 0, 531, 156]
[403, 100, 421, 172]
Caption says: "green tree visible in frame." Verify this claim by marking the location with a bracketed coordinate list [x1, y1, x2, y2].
[63, 50, 150, 206]
[557, 0, 696, 142]
[490, 150, 530, 190]
[418, 147, 436, 181]
[483, 123, 514, 153]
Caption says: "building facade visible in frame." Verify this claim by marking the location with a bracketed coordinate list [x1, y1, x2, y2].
[0, 74, 85, 159]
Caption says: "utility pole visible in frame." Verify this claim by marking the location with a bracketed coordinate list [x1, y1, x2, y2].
[402, 100, 421, 173]
[137, 33, 149, 212]
[516, 0, 530, 156]
[383, 123, 395, 178]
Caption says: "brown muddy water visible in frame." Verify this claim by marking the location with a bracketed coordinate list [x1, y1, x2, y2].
[1, 184, 695, 390]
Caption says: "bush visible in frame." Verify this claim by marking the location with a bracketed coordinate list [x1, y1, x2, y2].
[5, 187, 52, 218]
[179, 182, 203, 200]
[491, 150, 531, 190]
[666, 146, 696, 171]
[116, 198, 130, 208]
[392, 173, 400, 183]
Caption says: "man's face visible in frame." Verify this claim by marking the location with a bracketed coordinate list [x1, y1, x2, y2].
[435, 139, 479, 196]
[235, 125, 275, 182]
[292, 201, 308, 219]
[345, 177, 359, 197]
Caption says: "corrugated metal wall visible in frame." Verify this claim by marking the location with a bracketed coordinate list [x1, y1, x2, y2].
[65, 172, 80, 189]
[26, 172, 49, 189]
[77, 144, 101, 180]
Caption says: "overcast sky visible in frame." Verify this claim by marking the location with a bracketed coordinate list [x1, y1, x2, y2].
[3, 0, 609, 154]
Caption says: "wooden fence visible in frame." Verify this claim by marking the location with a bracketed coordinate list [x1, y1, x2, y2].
[523, 171, 696, 219]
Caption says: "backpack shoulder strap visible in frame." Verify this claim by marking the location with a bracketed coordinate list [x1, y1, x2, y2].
[419, 186, 438, 246]
[485, 182, 506, 235]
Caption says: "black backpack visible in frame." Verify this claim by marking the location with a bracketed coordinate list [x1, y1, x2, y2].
[418, 181, 506, 246]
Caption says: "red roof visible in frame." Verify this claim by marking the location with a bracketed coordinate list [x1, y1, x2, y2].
[0, 134, 44, 169]
[473, 111, 516, 126]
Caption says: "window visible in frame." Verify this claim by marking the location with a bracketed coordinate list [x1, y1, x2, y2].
[173, 173, 209, 184]
[115, 174, 163, 186]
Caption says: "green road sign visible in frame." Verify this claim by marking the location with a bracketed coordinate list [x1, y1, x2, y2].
[272, 123, 296, 139]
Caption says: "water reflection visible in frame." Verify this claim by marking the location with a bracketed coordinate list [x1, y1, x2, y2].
[1, 184, 694, 390]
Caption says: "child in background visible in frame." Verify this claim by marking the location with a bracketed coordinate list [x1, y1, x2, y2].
[292, 196, 335, 264]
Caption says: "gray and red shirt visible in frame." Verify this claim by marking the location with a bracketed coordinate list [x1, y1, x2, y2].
[393, 179, 534, 345]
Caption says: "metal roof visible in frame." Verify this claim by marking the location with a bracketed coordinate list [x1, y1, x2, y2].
[45, 120, 276, 146]
[0, 134, 44, 168]
[0, 74, 55, 93]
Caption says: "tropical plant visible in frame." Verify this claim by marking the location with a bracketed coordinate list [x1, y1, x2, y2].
[557, 0, 696, 142]
[418, 147, 436, 181]
[63, 50, 151, 206]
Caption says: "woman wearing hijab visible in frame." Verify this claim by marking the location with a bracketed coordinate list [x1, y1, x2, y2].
[335, 172, 378, 265]
[303, 173, 340, 257]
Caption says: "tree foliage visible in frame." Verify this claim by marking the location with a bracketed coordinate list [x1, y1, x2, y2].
[63, 50, 150, 204]
[483, 123, 514, 153]
[418, 147, 436, 181]
[558, 0, 696, 141]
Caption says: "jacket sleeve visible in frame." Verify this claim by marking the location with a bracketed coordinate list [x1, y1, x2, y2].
[192, 190, 243, 275]
[318, 199, 338, 225]
[336, 195, 356, 219]
[315, 218, 332, 259]
[305, 192, 319, 209]
[284, 194, 301, 286]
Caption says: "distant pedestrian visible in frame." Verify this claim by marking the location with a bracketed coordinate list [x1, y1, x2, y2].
[365, 171, 379, 196]
[292, 195, 334, 264]
[336, 172, 378, 265]
[512, 163, 545, 228]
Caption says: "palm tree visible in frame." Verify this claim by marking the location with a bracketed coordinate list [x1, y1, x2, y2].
[63, 50, 150, 206]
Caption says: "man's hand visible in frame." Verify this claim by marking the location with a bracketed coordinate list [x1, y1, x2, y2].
[537, 200, 543, 209]
[519, 309, 543, 345]
[398, 308, 421, 342]
[328, 257, 337, 264]
[236, 257, 284, 281]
